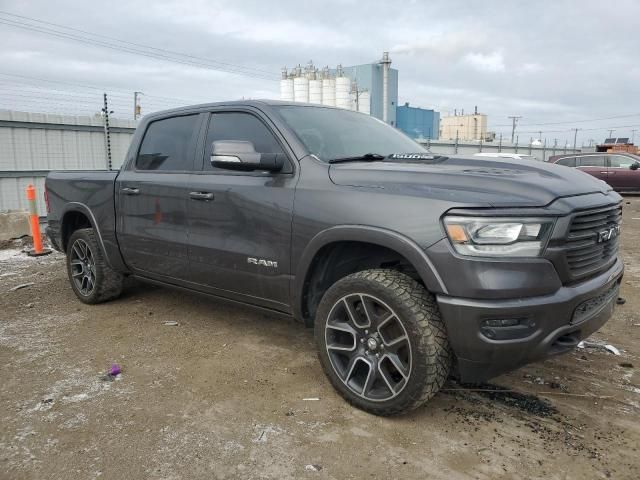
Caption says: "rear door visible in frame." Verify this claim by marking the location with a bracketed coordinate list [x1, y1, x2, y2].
[576, 155, 608, 183]
[607, 154, 640, 191]
[187, 109, 297, 310]
[116, 113, 203, 279]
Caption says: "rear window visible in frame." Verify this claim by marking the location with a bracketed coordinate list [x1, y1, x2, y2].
[137, 115, 200, 171]
[556, 158, 576, 167]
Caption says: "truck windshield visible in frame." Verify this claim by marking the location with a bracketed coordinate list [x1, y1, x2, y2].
[275, 106, 427, 162]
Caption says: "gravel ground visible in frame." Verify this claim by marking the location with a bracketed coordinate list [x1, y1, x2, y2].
[1, 199, 639, 479]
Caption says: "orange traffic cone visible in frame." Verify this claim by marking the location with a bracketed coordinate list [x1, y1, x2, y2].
[26, 184, 51, 257]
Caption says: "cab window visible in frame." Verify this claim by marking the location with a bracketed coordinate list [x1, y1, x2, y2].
[608, 155, 634, 168]
[577, 156, 604, 167]
[204, 112, 291, 173]
[137, 114, 200, 171]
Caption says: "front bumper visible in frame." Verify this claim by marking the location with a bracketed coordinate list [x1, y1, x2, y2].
[437, 257, 624, 383]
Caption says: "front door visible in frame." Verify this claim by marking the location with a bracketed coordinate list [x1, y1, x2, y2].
[187, 110, 297, 310]
[607, 154, 640, 191]
[117, 113, 203, 279]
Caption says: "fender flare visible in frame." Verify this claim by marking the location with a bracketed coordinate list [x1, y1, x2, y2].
[61, 202, 123, 271]
[292, 225, 448, 322]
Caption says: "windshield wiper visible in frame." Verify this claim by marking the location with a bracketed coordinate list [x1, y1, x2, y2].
[328, 153, 386, 164]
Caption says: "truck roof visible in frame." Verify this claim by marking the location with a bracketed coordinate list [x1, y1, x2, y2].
[143, 99, 344, 119]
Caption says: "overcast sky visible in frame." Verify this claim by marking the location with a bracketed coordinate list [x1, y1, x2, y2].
[1, 0, 639, 145]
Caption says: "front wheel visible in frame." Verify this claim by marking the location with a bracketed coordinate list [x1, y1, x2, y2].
[315, 269, 451, 416]
[66, 228, 123, 304]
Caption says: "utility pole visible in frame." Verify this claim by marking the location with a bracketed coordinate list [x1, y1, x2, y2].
[608, 129, 615, 138]
[102, 93, 112, 170]
[508, 115, 522, 144]
[572, 128, 581, 151]
[632, 129, 637, 144]
[133, 91, 143, 120]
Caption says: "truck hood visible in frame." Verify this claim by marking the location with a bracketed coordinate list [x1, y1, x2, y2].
[328, 156, 613, 207]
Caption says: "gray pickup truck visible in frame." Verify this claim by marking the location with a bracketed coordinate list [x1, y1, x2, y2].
[45, 100, 624, 415]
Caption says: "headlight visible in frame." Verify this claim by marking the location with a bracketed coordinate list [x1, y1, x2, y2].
[443, 216, 554, 257]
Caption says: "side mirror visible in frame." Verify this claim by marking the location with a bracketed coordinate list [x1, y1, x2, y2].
[630, 163, 639, 170]
[210, 140, 284, 172]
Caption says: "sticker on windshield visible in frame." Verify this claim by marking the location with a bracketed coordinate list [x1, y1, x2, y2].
[388, 153, 437, 160]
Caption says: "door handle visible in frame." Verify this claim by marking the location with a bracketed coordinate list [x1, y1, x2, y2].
[121, 187, 140, 195]
[599, 171, 608, 174]
[189, 191, 214, 201]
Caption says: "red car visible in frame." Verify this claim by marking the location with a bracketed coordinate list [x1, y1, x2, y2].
[548, 152, 640, 192]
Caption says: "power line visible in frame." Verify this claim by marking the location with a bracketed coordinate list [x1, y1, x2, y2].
[0, 10, 277, 77]
[490, 112, 640, 128]
[0, 13, 278, 81]
[511, 123, 640, 135]
[0, 71, 215, 106]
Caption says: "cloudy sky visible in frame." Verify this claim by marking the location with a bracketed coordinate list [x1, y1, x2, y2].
[0, 0, 639, 145]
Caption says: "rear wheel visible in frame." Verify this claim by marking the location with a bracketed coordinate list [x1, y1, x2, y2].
[315, 269, 451, 416]
[66, 228, 123, 304]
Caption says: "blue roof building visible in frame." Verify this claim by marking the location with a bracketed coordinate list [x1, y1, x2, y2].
[396, 102, 440, 140]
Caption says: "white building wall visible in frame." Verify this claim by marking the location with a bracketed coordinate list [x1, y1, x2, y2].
[440, 114, 488, 141]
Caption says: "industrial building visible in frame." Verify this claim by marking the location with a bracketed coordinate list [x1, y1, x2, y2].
[396, 103, 440, 140]
[280, 52, 398, 125]
[440, 109, 488, 141]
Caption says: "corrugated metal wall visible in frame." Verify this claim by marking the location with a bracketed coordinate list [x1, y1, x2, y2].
[396, 104, 439, 139]
[0, 110, 136, 214]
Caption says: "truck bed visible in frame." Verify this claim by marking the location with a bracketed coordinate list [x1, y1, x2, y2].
[45, 170, 119, 257]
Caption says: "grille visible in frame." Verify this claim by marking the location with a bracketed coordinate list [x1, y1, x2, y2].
[564, 204, 621, 279]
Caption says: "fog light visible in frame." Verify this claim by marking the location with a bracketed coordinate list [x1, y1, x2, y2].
[480, 317, 535, 341]
[482, 318, 521, 328]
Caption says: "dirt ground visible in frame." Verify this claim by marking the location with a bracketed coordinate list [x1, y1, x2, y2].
[1, 200, 639, 480]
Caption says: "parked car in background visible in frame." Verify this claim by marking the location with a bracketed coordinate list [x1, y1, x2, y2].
[548, 152, 640, 192]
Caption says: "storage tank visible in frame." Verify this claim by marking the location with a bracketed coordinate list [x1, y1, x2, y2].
[335, 76, 351, 110]
[308, 69, 322, 105]
[293, 76, 309, 103]
[321, 67, 336, 106]
[279, 67, 294, 101]
[358, 91, 370, 115]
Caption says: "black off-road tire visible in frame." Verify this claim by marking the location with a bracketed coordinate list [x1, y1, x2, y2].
[66, 228, 124, 304]
[315, 269, 451, 416]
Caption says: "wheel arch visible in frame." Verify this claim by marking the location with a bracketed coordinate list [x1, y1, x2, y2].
[60, 203, 113, 267]
[292, 226, 448, 325]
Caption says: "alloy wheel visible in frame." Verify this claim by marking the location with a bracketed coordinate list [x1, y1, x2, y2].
[324, 293, 412, 402]
[70, 238, 96, 296]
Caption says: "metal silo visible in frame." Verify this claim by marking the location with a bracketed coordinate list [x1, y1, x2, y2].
[294, 76, 309, 103]
[280, 67, 294, 101]
[308, 69, 323, 105]
[335, 65, 351, 110]
[321, 66, 335, 106]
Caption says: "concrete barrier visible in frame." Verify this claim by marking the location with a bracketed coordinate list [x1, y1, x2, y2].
[0, 210, 31, 241]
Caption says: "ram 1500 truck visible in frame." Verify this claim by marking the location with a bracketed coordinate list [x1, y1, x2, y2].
[45, 101, 624, 416]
